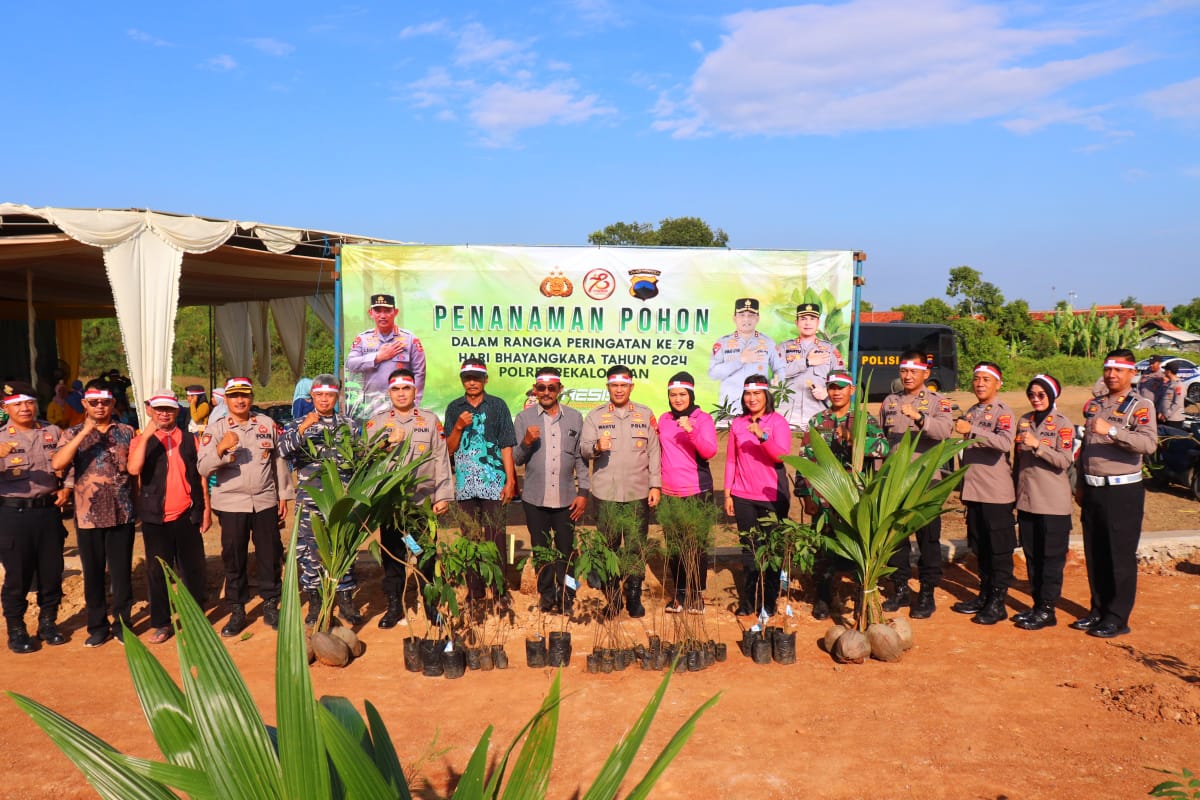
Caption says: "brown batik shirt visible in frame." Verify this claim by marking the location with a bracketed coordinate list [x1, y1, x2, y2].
[59, 423, 137, 529]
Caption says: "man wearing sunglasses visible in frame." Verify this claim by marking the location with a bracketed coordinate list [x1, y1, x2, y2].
[0, 381, 69, 653]
[52, 380, 137, 647]
[513, 367, 589, 615]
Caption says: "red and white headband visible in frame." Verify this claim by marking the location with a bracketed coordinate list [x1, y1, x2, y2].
[1103, 357, 1136, 370]
[84, 388, 113, 401]
[147, 394, 179, 408]
[743, 381, 770, 391]
[2, 393, 35, 405]
[606, 374, 633, 385]
[460, 364, 488, 375]
[388, 375, 416, 389]
[535, 373, 561, 384]
[667, 379, 694, 390]
[974, 365, 1002, 383]
[311, 382, 340, 394]
[899, 359, 930, 371]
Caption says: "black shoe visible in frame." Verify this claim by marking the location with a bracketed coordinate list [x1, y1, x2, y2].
[1011, 607, 1035, 624]
[624, 577, 646, 619]
[972, 590, 1008, 625]
[37, 616, 66, 646]
[1069, 610, 1102, 631]
[909, 585, 936, 619]
[336, 590, 364, 626]
[882, 583, 911, 613]
[1087, 621, 1130, 639]
[221, 605, 247, 638]
[111, 623, 126, 644]
[7, 623, 36, 654]
[378, 595, 404, 629]
[84, 629, 111, 648]
[1015, 605, 1057, 631]
[262, 598, 280, 630]
[951, 589, 989, 615]
[812, 598, 831, 621]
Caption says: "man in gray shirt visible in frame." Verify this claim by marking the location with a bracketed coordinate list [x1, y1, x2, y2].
[513, 367, 589, 615]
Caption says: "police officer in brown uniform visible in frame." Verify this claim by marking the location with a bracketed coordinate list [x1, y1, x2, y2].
[1138, 355, 1166, 404]
[1158, 362, 1187, 427]
[581, 364, 662, 618]
[950, 362, 1017, 625]
[366, 368, 453, 628]
[197, 377, 294, 637]
[878, 350, 954, 617]
[1011, 374, 1074, 631]
[1072, 349, 1157, 638]
[0, 381, 68, 653]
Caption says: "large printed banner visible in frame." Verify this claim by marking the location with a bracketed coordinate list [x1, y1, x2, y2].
[340, 245, 855, 417]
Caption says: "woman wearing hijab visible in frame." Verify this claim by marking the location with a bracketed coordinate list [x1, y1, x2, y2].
[657, 371, 718, 613]
[724, 374, 793, 617]
[1012, 373, 1075, 630]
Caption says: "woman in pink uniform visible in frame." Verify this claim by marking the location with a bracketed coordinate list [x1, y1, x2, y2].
[658, 371, 718, 613]
[724, 374, 793, 617]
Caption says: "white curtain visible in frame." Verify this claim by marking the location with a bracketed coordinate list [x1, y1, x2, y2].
[0, 205, 235, 421]
[270, 297, 308, 381]
[214, 303, 254, 380]
[307, 294, 335, 332]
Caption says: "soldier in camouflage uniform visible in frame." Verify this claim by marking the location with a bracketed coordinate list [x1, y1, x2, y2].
[796, 370, 889, 619]
[278, 375, 364, 626]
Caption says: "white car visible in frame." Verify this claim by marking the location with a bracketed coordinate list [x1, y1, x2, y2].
[1135, 357, 1200, 405]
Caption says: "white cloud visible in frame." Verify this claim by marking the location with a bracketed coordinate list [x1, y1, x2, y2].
[246, 37, 294, 57]
[203, 54, 238, 71]
[399, 20, 447, 39]
[1183, 166, 1200, 178]
[128, 28, 172, 47]
[454, 22, 531, 69]
[1003, 102, 1111, 134]
[689, 40, 704, 54]
[469, 80, 615, 145]
[1143, 76, 1200, 121]
[1124, 168, 1149, 180]
[656, 0, 1141, 137]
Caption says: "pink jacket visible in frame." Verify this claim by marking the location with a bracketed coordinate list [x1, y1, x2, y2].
[658, 409, 718, 497]
[724, 412, 793, 502]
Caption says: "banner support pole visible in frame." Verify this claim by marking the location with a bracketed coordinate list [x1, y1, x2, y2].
[850, 251, 866, 384]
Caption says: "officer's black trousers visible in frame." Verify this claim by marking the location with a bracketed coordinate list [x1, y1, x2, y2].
[1018, 510, 1071, 607]
[77, 522, 135, 636]
[965, 501, 1016, 591]
[523, 501, 575, 605]
[1080, 482, 1144, 625]
[215, 508, 282, 605]
[379, 524, 435, 616]
[143, 515, 207, 628]
[887, 516, 943, 586]
[0, 505, 64, 621]
[732, 495, 789, 614]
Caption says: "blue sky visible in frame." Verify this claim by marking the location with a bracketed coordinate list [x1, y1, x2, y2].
[6, 1, 1198, 311]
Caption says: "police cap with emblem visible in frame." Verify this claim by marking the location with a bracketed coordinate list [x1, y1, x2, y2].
[796, 302, 822, 318]
[370, 294, 396, 309]
[2, 381, 37, 405]
[734, 298, 760, 314]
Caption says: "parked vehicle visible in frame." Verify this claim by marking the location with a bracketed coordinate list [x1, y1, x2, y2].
[855, 322, 958, 402]
[1135, 357, 1200, 405]
[1151, 419, 1200, 501]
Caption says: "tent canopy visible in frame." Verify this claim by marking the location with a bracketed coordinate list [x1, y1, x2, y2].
[0, 203, 400, 414]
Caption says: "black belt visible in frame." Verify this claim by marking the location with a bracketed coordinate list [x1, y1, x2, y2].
[0, 495, 56, 509]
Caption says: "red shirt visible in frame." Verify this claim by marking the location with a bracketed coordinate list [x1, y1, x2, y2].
[154, 427, 192, 522]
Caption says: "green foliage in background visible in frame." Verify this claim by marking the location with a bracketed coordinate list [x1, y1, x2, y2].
[587, 216, 729, 247]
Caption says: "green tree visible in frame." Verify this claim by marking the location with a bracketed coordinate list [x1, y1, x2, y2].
[894, 297, 954, 324]
[946, 265, 1004, 319]
[587, 216, 728, 247]
[1119, 295, 1144, 315]
[859, 300, 874, 313]
[1170, 298, 1200, 332]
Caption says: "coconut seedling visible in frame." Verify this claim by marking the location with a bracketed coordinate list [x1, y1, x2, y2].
[785, 376, 969, 658]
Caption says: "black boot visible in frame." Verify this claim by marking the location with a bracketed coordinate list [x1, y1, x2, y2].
[1012, 603, 1036, 625]
[378, 593, 404, 629]
[336, 590, 364, 626]
[972, 588, 1008, 625]
[951, 581, 991, 615]
[909, 583, 936, 619]
[7, 621, 36, 654]
[262, 598, 280, 630]
[37, 609, 67, 646]
[1015, 603, 1057, 630]
[304, 590, 321, 626]
[221, 604, 247, 637]
[882, 581, 911, 613]
[624, 577, 646, 619]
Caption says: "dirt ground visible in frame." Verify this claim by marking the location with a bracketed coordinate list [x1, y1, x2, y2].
[1, 385, 1199, 799]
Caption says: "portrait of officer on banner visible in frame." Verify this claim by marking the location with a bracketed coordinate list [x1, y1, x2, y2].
[707, 297, 785, 418]
[346, 293, 426, 417]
